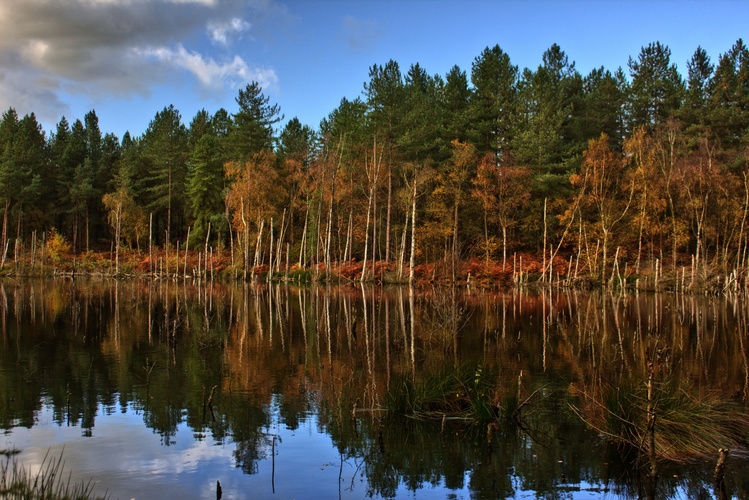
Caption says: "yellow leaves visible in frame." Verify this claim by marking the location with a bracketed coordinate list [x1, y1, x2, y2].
[577, 134, 629, 216]
[224, 149, 284, 233]
[102, 188, 147, 248]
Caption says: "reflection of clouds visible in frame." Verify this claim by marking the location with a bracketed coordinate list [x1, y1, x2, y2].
[2, 396, 484, 499]
[5, 404, 238, 499]
[3, 400, 355, 499]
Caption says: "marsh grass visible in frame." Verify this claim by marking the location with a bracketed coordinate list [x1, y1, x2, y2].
[0, 449, 107, 500]
[386, 365, 500, 423]
[572, 378, 749, 463]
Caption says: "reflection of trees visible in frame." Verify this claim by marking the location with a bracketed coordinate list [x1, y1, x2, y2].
[1, 281, 749, 496]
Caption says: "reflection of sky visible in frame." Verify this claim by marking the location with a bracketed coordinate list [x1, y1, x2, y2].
[1, 400, 706, 499]
[3, 400, 478, 499]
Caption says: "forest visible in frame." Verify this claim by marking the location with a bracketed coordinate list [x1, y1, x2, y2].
[0, 39, 747, 287]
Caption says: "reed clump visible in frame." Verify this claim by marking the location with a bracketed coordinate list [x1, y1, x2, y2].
[573, 378, 749, 463]
[0, 449, 107, 500]
[386, 365, 501, 423]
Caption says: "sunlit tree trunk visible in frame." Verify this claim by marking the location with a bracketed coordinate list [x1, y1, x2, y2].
[299, 206, 309, 268]
[409, 176, 417, 286]
[361, 186, 373, 281]
[385, 169, 391, 263]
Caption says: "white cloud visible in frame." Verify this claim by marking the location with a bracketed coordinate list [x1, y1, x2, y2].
[208, 17, 252, 45]
[139, 44, 278, 91]
[20, 40, 50, 65]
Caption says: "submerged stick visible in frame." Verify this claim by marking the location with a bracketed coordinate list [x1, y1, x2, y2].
[207, 384, 218, 407]
[714, 448, 728, 500]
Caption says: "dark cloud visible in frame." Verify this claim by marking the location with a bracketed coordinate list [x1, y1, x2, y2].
[0, 50, 69, 124]
[0, 0, 278, 120]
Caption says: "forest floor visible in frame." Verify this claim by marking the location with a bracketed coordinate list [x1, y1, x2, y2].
[0, 246, 735, 292]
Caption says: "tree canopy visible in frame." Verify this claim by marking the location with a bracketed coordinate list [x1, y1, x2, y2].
[2, 39, 749, 284]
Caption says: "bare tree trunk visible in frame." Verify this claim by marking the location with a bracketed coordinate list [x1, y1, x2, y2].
[738, 172, 749, 268]
[1, 200, 8, 255]
[315, 192, 323, 273]
[602, 228, 608, 284]
[299, 206, 309, 268]
[636, 184, 648, 274]
[409, 176, 417, 286]
[326, 183, 335, 273]
[252, 218, 264, 281]
[184, 226, 190, 278]
[483, 208, 489, 271]
[361, 138, 383, 281]
[343, 208, 353, 263]
[502, 224, 507, 272]
[149, 213, 153, 276]
[276, 209, 287, 273]
[542, 197, 547, 285]
[398, 209, 409, 281]
[167, 161, 172, 250]
[269, 217, 274, 281]
[385, 168, 391, 263]
[361, 186, 373, 282]
[372, 191, 377, 277]
[115, 200, 122, 275]
[452, 200, 459, 283]
[86, 205, 90, 253]
[72, 213, 78, 255]
[165, 230, 169, 278]
[241, 199, 248, 281]
[204, 222, 211, 279]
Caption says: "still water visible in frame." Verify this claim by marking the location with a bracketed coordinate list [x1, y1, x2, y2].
[1, 279, 749, 499]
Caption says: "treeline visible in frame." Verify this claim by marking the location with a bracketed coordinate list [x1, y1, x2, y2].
[0, 40, 748, 284]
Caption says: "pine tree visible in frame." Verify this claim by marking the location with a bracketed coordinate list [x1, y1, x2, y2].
[142, 104, 188, 243]
[627, 42, 684, 130]
[229, 82, 282, 162]
[469, 45, 518, 159]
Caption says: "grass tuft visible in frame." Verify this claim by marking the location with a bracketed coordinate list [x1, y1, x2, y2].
[572, 378, 749, 463]
[386, 365, 501, 423]
[0, 449, 107, 500]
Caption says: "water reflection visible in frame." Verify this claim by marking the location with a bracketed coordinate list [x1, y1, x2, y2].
[0, 279, 748, 498]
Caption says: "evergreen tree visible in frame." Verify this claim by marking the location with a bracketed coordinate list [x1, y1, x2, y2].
[85, 110, 102, 174]
[278, 117, 316, 167]
[365, 59, 405, 262]
[627, 41, 684, 130]
[188, 108, 212, 149]
[365, 59, 404, 143]
[682, 46, 714, 134]
[186, 134, 224, 245]
[514, 44, 580, 175]
[0, 108, 20, 251]
[400, 63, 443, 163]
[576, 66, 628, 150]
[142, 104, 188, 243]
[98, 132, 121, 197]
[469, 45, 518, 159]
[3, 113, 45, 245]
[709, 39, 749, 161]
[442, 65, 471, 144]
[229, 82, 282, 162]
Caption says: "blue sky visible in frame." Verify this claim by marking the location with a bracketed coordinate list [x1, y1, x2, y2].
[1, 0, 747, 139]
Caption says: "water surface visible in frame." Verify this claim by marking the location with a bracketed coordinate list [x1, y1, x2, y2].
[1, 279, 748, 498]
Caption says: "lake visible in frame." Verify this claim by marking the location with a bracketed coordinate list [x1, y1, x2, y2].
[1, 279, 748, 499]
